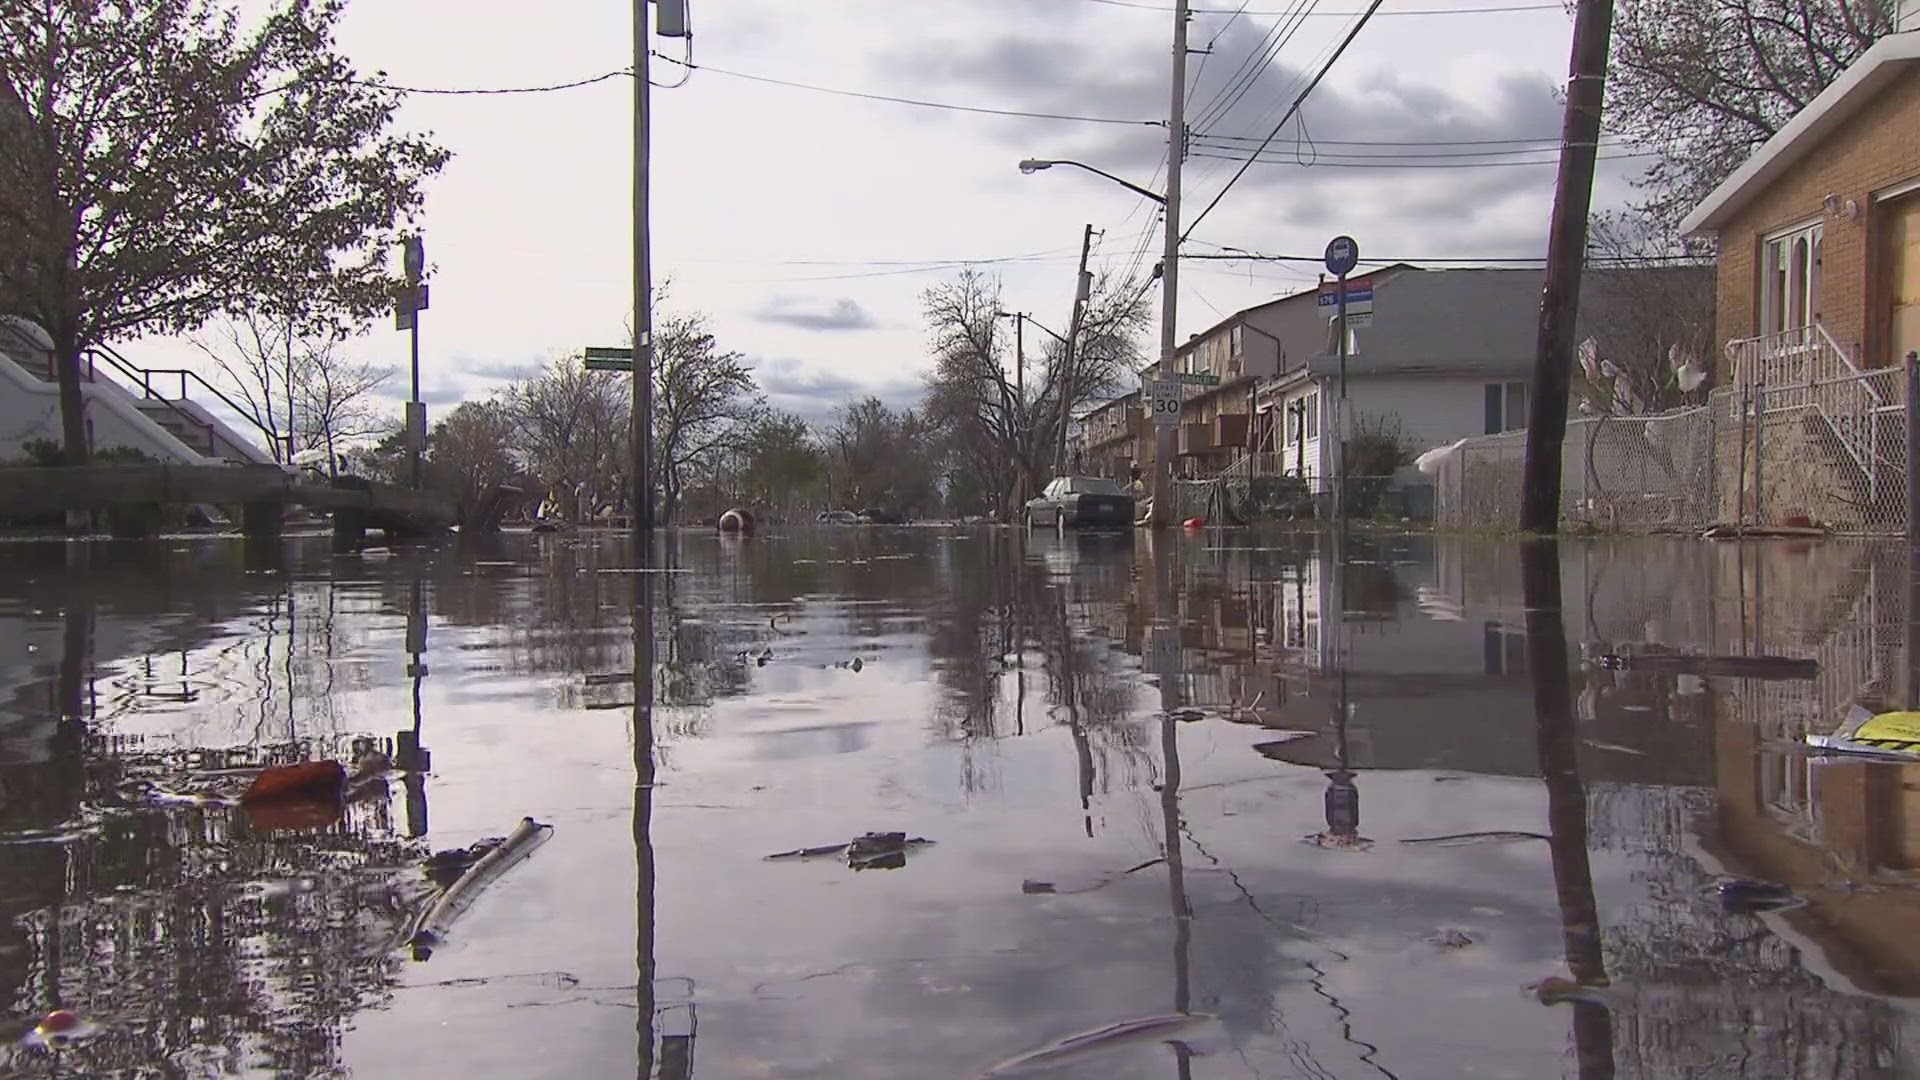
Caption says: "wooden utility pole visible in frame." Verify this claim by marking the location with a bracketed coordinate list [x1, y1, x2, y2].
[632, 1, 656, 533]
[1057, 223, 1095, 473]
[1150, 0, 1189, 528]
[1518, 0, 1615, 533]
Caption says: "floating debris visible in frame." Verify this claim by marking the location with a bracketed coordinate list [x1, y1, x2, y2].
[1710, 878, 1800, 913]
[1399, 831, 1550, 848]
[764, 832, 934, 871]
[1427, 927, 1476, 951]
[18, 1008, 101, 1049]
[977, 1013, 1222, 1077]
[1019, 857, 1164, 897]
[407, 817, 554, 960]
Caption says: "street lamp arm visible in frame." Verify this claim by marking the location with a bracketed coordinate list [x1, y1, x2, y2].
[1019, 159, 1166, 205]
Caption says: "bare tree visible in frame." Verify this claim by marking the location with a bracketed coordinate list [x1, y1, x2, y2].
[1605, 0, 1893, 230]
[425, 400, 520, 529]
[0, 0, 447, 464]
[504, 355, 629, 522]
[921, 268, 1150, 520]
[190, 310, 305, 462]
[826, 397, 941, 513]
[296, 338, 393, 473]
[652, 311, 760, 523]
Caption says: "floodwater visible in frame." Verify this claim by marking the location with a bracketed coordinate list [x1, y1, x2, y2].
[3, 527, 1920, 1078]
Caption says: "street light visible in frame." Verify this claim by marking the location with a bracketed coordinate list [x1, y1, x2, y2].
[995, 310, 1067, 346]
[1017, 159, 1167, 206]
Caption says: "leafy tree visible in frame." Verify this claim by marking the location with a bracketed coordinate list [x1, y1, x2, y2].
[1606, 0, 1894, 230]
[738, 411, 824, 508]
[0, 0, 448, 463]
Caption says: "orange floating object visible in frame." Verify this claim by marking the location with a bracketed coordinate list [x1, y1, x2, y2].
[1182, 517, 1205, 531]
[240, 761, 346, 805]
[37, 1010, 80, 1036]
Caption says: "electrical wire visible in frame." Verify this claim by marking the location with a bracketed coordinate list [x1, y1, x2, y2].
[649, 51, 1162, 126]
[1190, 148, 1657, 168]
[1181, 0, 1385, 239]
[1181, 248, 1711, 264]
[1084, 0, 1562, 14]
[1191, 0, 1317, 134]
[1191, 135, 1632, 159]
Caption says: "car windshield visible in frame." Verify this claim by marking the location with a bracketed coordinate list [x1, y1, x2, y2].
[1063, 477, 1125, 495]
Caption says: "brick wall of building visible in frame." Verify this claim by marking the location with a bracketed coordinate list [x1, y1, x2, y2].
[1713, 67, 1920, 376]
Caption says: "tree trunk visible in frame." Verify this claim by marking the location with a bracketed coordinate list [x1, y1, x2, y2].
[52, 323, 89, 465]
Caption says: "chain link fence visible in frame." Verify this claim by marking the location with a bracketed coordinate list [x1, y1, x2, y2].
[1437, 368, 1911, 535]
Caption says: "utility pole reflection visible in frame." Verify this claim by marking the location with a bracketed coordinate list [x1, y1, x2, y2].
[1522, 539, 1615, 1079]
[398, 573, 431, 839]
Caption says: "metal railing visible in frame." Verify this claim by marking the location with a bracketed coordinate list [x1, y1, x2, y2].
[85, 342, 278, 461]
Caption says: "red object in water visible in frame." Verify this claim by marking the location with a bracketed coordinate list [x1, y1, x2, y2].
[37, 1010, 80, 1035]
[240, 761, 346, 805]
[1182, 517, 1205, 531]
[243, 797, 346, 833]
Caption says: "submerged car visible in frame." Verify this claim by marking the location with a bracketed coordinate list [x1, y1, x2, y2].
[1024, 476, 1136, 530]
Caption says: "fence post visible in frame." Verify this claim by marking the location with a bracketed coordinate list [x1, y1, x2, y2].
[1752, 377, 1765, 527]
[1906, 351, 1918, 540]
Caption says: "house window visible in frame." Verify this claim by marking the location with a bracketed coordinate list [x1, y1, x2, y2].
[1230, 324, 1244, 357]
[1304, 393, 1319, 439]
[1485, 381, 1527, 434]
[1762, 220, 1823, 338]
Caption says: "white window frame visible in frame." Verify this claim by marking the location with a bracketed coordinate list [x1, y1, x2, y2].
[1485, 381, 1528, 434]
[1760, 218, 1823, 339]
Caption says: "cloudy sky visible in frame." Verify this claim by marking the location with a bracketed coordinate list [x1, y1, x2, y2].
[129, 0, 1647, 431]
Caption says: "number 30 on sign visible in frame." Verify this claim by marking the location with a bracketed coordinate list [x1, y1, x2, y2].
[1149, 379, 1182, 427]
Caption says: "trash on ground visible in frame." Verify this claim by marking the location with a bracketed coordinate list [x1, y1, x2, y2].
[977, 1012, 1222, 1077]
[1398, 831, 1550, 847]
[764, 832, 933, 870]
[407, 816, 554, 960]
[1805, 705, 1920, 761]
[1596, 651, 1817, 680]
[1710, 878, 1800, 913]
[1427, 927, 1476, 950]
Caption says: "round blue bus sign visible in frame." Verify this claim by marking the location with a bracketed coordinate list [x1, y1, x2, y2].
[1325, 235, 1359, 277]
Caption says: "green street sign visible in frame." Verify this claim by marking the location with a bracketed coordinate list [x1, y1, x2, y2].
[1176, 372, 1220, 387]
[583, 346, 634, 372]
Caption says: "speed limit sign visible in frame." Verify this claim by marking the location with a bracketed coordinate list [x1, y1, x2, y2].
[1149, 378, 1182, 428]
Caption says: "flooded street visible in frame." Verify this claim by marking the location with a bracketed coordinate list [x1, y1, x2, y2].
[4, 527, 1920, 1078]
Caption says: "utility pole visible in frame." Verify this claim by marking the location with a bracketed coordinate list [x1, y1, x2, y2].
[1013, 313, 1025, 507]
[632, 2, 658, 534]
[1058, 223, 1095, 474]
[1151, 0, 1189, 529]
[1518, 0, 1615, 533]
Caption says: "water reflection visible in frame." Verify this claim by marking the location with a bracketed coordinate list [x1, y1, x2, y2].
[9, 531, 1920, 1074]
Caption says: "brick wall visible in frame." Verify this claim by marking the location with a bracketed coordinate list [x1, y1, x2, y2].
[1713, 67, 1920, 376]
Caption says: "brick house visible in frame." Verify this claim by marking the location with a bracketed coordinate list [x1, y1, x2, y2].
[1680, 9, 1920, 525]
[1681, 11, 1920, 377]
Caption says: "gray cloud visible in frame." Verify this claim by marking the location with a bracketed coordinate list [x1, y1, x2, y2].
[869, 20, 1625, 262]
[754, 297, 883, 332]
[751, 355, 924, 427]
[459, 357, 543, 381]
[374, 379, 470, 408]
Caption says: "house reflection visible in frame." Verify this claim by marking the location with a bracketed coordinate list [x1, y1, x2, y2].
[1112, 531, 1920, 1075]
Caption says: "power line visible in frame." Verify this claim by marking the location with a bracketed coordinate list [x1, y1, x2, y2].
[1190, 148, 1657, 167]
[1191, 0, 1316, 133]
[1195, 131, 1632, 147]
[1182, 249, 1711, 264]
[1182, 0, 1387, 239]
[1086, 0, 1562, 13]
[649, 52, 1163, 126]
[674, 246, 1076, 267]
